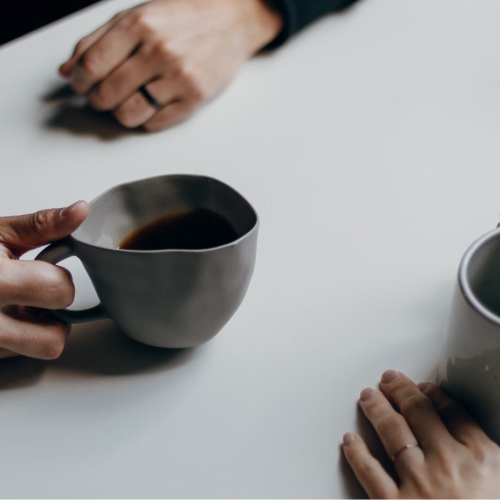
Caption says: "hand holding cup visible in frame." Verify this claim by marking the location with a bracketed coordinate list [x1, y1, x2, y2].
[0, 201, 88, 359]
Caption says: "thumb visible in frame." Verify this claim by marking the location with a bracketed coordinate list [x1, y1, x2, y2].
[0, 201, 89, 255]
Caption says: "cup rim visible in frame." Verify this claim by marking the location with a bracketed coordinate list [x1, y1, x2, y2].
[70, 174, 259, 254]
[459, 228, 500, 326]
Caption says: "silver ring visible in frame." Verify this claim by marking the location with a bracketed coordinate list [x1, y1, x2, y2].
[139, 85, 162, 111]
[391, 443, 419, 463]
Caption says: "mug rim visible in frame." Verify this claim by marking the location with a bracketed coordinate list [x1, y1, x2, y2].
[70, 173, 259, 254]
[459, 228, 500, 326]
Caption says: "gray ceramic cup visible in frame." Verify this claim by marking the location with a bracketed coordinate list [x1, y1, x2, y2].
[36, 174, 259, 348]
[439, 229, 500, 442]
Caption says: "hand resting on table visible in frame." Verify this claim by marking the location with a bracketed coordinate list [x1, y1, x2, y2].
[59, 0, 283, 131]
[343, 370, 500, 498]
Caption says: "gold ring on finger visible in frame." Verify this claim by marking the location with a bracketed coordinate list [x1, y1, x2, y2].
[391, 443, 420, 463]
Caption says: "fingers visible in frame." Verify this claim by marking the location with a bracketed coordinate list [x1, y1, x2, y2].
[59, 5, 209, 131]
[0, 201, 88, 256]
[112, 91, 158, 128]
[88, 51, 160, 111]
[0, 307, 69, 360]
[380, 371, 455, 450]
[0, 259, 74, 309]
[69, 14, 144, 94]
[342, 432, 398, 499]
[89, 36, 194, 128]
[113, 78, 181, 128]
[350, 373, 500, 498]
[0, 201, 82, 362]
[358, 387, 424, 473]
[418, 383, 493, 448]
[59, 15, 122, 77]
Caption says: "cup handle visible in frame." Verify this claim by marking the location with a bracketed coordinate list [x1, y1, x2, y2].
[35, 238, 108, 324]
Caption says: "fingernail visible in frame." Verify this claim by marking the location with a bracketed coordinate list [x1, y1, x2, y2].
[60, 201, 82, 217]
[381, 370, 401, 384]
[343, 433, 355, 446]
[360, 388, 376, 401]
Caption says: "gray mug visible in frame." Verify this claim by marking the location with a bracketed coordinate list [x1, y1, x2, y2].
[439, 229, 500, 442]
[36, 174, 259, 348]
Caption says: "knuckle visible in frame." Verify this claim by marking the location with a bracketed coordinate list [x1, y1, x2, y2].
[434, 447, 459, 472]
[164, 62, 183, 80]
[151, 41, 176, 63]
[80, 52, 100, 79]
[39, 335, 66, 360]
[180, 71, 206, 105]
[187, 84, 205, 105]
[376, 414, 405, 437]
[0, 309, 68, 361]
[127, 10, 155, 34]
[29, 210, 49, 236]
[348, 448, 374, 477]
[356, 459, 378, 479]
[470, 441, 500, 465]
[42, 266, 74, 308]
[472, 446, 489, 464]
[74, 39, 87, 55]
[90, 83, 113, 110]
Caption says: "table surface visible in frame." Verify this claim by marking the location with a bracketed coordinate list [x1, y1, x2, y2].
[1, 0, 500, 497]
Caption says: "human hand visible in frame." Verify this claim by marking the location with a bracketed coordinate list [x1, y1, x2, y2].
[343, 370, 500, 498]
[0, 201, 88, 360]
[59, 0, 283, 131]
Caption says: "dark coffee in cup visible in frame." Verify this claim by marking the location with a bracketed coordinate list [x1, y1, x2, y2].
[119, 208, 238, 251]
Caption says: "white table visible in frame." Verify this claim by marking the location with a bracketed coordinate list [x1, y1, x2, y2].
[1, 0, 499, 497]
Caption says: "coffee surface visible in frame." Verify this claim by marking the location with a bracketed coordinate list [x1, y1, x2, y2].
[119, 208, 238, 251]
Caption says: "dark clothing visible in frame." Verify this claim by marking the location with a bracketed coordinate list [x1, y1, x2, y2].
[270, 0, 358, 47]
[0, 0, 359, 47]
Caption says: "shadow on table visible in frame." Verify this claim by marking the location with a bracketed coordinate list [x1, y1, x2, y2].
[0, 357, 46, 391]
[338, 404, 395, 499]
[51, 319, 196, 377]
[42, 84, 143, 141]
[0, 320, 198, 391]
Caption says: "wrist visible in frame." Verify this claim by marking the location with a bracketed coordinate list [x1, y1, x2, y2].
[239, 0, 284, 55]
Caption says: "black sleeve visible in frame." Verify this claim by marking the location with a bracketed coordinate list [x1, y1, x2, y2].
[267, 0, 359, 48]
[0, 0, 100, 46]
